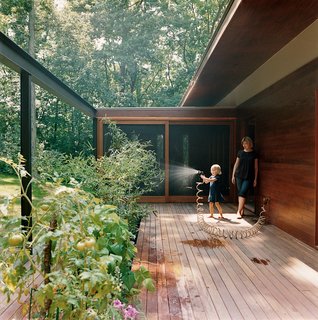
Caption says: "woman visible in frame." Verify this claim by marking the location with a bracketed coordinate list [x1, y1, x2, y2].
[231, 136, 258, 219]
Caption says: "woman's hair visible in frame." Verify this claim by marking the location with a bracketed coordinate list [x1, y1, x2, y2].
[211, 164, 222, 175]
[241, 136, 253, 146]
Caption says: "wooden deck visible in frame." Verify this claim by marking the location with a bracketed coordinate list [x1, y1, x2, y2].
[2, 203, 318, 319]
[0, 267, 42, 320]
[133, 203, 318, 320]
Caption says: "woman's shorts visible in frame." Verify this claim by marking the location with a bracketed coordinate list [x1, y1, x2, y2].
[236, 178, 253, 198]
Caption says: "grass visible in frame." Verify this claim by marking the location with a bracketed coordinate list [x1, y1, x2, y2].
[0, 173, 48, 215]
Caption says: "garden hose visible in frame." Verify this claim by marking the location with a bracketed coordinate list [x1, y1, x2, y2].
[196, 181, 266, 239]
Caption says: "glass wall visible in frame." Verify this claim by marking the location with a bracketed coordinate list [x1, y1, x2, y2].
[169, 125, 230, 196]
[104, 123, 231, 198]
[104, 124, 165, 196]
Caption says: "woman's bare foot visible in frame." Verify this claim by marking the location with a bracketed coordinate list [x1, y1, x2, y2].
[236, 208, 245, 219]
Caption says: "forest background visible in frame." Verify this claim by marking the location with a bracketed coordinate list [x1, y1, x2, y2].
[0, 0, 229, 157]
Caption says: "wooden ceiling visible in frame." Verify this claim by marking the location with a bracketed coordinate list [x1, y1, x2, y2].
[180, 0, 318, 107]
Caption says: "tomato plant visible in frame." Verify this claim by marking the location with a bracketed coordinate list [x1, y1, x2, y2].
[76, 240, 87, 251]
[84, 237, 96, 248]
[8, 233, 24, 246]
[0, 157, 154, 319]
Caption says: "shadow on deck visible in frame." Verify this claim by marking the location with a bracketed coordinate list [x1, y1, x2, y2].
[133, 203, 318, 320]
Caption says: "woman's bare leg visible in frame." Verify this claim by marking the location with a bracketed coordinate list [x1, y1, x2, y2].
[237, 196, 245, 218]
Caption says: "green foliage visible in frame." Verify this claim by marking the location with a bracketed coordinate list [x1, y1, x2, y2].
[0, 156, 154, 319]
[0, 0, 230, 158]
[35, 122, 163, 234]
[0, 172, 48, 206]
[2, 0, 230, 107]
[0, 66, 20, 172]
[35, 95, 95, 155]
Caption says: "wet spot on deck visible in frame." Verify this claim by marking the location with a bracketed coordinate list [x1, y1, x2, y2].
[181, 238, 224, 248]
[251, 257, 270, 265]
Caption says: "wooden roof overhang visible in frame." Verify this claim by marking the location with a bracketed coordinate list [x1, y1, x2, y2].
[180, 0, 318, 108]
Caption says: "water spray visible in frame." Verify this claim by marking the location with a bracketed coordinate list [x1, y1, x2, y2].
[169, 165, 205, 191]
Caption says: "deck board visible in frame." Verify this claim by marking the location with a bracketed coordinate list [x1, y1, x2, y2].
[155, 208, 170, 320]
[0, 269, 42, 320]
[178, 208, 232, 320]
[171, 207, 211, 320]
[248, 235, 318, 316]
[190, 213, 266, 320]
[3, 203, 318, 320]
[133, 203, 318, 320]
[163, 205, 186, 320]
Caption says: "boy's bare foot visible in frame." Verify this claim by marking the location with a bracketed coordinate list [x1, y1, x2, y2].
[218, 214, 223, 219]
[236, 212, 242, 219]
[209, 215, 213, 218]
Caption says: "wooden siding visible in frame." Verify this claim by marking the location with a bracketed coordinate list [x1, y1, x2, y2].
[133, 203, 318, 320]
[238, 58, 318, 247]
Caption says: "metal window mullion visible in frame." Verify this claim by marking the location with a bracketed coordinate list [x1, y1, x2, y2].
[20, 70, 32, 235]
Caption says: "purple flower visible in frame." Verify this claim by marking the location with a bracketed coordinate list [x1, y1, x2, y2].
[113, 299, 124, 310]
[123, 305, 139, 319]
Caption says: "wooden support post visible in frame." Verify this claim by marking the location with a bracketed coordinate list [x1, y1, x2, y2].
[96, 118, 104, 158]
[93, 117, 97, 159]
[164, 121, 169, 201]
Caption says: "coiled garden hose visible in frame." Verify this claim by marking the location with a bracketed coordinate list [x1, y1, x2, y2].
[196, 181, 266, 239]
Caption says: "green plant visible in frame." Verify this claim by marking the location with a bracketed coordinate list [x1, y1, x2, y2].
[35, 122, 164, 233]
[0, 157, 154, 319]
[0, 172, 48, 209]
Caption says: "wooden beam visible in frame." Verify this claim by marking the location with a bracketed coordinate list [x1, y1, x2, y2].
[97, 107, 236, 119]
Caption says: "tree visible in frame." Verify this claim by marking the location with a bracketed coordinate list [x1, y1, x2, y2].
[0, 65, 20, 169]
[0, 0, 231, 155]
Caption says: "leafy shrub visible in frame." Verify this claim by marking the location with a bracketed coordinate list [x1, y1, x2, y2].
[0, 157, 154, 319]
[35, 122, 164, 234]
